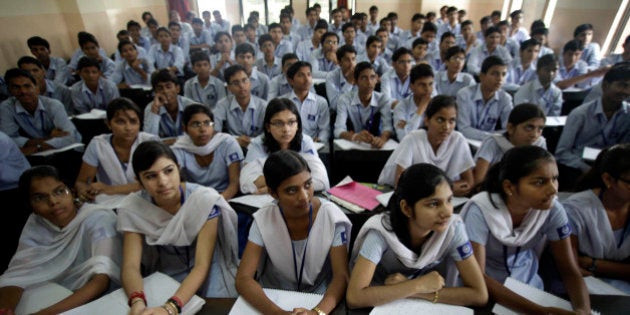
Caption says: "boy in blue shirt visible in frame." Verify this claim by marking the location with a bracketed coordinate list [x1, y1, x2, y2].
[26, 36, 69, 86]
[70, 57, 119, 114]
[183, 52, 226, 110]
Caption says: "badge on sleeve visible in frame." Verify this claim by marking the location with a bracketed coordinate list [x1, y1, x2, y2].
[229, 152, 240, 162]
[456, 241, 474, 259]
[556, 224, 572, 239]
[341, 231, 348, 244]
[209, 205, 221, 218]
[307, 114, 316, 121]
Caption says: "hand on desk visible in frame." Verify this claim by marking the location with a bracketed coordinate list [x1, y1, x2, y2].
[291, 308, 317, 315]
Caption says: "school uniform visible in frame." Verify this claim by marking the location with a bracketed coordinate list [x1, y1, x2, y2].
[555, 59, 591, 89]
[135, 35, 152, 52]
[283, 33, 301, 51]
[0, 131, 30, 191]
[513, 79, 563, 116]
[504, 59, 537, 92]
[46, 57, 70, 86]
[426, 51, 446, 72]
[298, 23, 316, 42]
[466, 44, 513, 75]
[311, 49, 340, 79]
[113, 45, 149, 65]
[380, 70, 411, 102]
[509, 27, 530, 43]
[274, 39, 294, 58]
[581, 42, 601, 69]
[340, 36, 366, 56]
[172, 36, 191, 65]
[398, 30, 421, 47]
[214, 20, 231, 33]
[538, 46, 554, 58]
[213, 95, 267, 137]
[456, 84, 513, 141]
[392, 95, 426, 141]
[188, 29, 214, 49]
[210, 51, 235, 81]
[474, 134, 547, 166]
[183, 75, 226, 110]
[249, 69, 270, 100]
[437, 23, 461, 38]
[329, 24, 343, 38]
[434, 70, 476, 97]
[43, 79, 73, 115]
[325, 68, 356, 110]
[269, 75, 293, 100]
[295, 40, 317, 62]
[282, 90, 330, 141]
[143, 95, 197, 138]
[148, 43, 186, 75]
[256, 24, 268, 37]
[601, 53, 628, 67]
[334, 90, 393, 138]
[68, 47, 109, 72]
[380, 47, 393, 63]
[255, 57, 282, 79]
[110, 58, 155, 86]
[356, 52, 391, 77]
[70, 77, 120, 114]
[503, 38, 520, 59]
[456, 36, 482, 54]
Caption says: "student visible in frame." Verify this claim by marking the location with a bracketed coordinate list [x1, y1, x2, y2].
[367, 5, 380, 35]
[477, 16, 492, 43]
[467, 26, 513, 76]
[210, 31, 236, 81]
[411, 38, 430, 65]
[347, 163, 487, 308]
[392, 64, 433, 141]
[148, 27, 185, 76]
[146, 18, 160, 46]
[231, 25, 247, 47]
[27, 36, 69, 86]
[435, 46, 475, 97]
[329, 8, 344, 37]
[296, 20, 328, 62]
[270, 53, 299, 99]
[282, 61, 330, 142]
[564, 145, 630, 294]
[236, 150, 350, 314]
[0, 165, 121, 314]
[255, 34, 282, 79]
[375, 28, 393, 62]
[555, 40, 606, 90]
[575, 23, 601, 69]
[280, 13, 301, 50]
[243, 24, 260, 57]
[235, 43, 270, 100]
[531, 27, 554, 58]
[168, 21, 191, 67]
[514, 54, 563, 116]
[213, 10, 231, 33]
[457, 20, 482, 56]
[311, 32, 340, 79]
[427, 32, 456, 72]
[380, 47, 414, 102]
[473, 104, 547, 186]
[70, 57, 120, 114]
[172, 105, 243, 200]
[504, 38, 540, 92]
[380, 17, 399, 53]
[457, 9, 467, 24]
[461, 146, 591, 314]
[112, 40, 155, 88]
[268, 22, 293, 58]
[214, 65, 268, 148]
[398, 13, 425, 46]
[143, 69, 196, 139]
[68, 32, 111, 78]
[490, 10, 501, 26]
[357, 35, 390, 77]
[127, 20, 152, 52]
[184, 52, 226, 110]
[118, 141, 239, 315]
[555, 62, 630, 173]
[508, 10, 529, 43]
[0, 69, 81, 155]
[456, 56, 513, 141]
[340, 22, 365, 56]
[201, 10, 220, 35]
[169, 10, 193, 36]
[601, 35, 630, 66]
[240, 98, 329, 194]
[437, 6, 461, 38]
[189, 17, 213, 53]
[298, 7, 320, 41]
[17, 56, 72, 115]
[325, 45, 357, 108]
[409, 22, 438, 53]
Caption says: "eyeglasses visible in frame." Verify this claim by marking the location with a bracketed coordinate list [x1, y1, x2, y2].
[189, 120, 214, 129]
[325, 40, 338, 45]
[228, 77, 250, 87]
[31, 186, 71, 204]
[269, 120, 298, 128]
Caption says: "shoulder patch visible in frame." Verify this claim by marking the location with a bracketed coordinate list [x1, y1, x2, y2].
[457, 241, 474, 259]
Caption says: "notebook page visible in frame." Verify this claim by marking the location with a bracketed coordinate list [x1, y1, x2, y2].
[369, 298, 474, 315]
[229, 288, 323, 315]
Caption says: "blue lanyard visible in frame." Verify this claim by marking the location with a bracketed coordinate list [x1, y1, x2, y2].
[357, 105, 376, 131]
[502, 245, 521, 277]
[475, 99, 495, 129]
[601, 113, 619, 146]
[23, 109, 47, 138]
[395, 78, 410, 99]
[279, 203, 313, 291]
[159, 50, 174, 67]
[85, 87, 106, 109]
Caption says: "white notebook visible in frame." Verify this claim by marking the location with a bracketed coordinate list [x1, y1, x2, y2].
[370, 298, 474, 315]
[334, 139, 398, 151]
[229, 288, 323, 314]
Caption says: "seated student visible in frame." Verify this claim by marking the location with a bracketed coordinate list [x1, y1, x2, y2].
[183, 52, 226, 110]
[210, 31, 236, 81]
[282, 61, 330, 143]
[476, 16, 492, 43]
[555, 40, 607, 90]
[497, 20, 520, 59]
[188, 17, 213, 53]
[0, 69, 81, 155]
[380, 17, 399, 53]
[325, 45, 357, 109]
[270, 53, 299, 99]
[514, 54, 563, 116]
[111, 40, 155, 88]
[214, 65, 268, 148]
[398, 13, 424, 46]
[268, 22, 293, 58]
[168, 21, 191, 68]
[357, 35, 391, 77]
[236, 150, 350, 314]
[435, 46, 475, 97]
[563, 145, 630, 294]
[256, 34, 282, 79]
[18, 56, 72, 115]
[575, 23, 601, 69]
[296, 20, 328, 62]
[127, 20, 152, 52]
[457, 20, 482, 56]
[143, 69, 196, 139]
[240, 98, 329, 194]
[602, 35, 630, 66]
[146, 18, 160, 46]
[427, 32, 457, 72]
[381, 95, 474, 197]
[555, 62, 630, 174]
[504, 38, 541, 92]
[118, 141, 239, 314]
[461, 146, 591, 314]
[0, 165, 121, 314]
[375, 27, 393, 62]
[411, 22, 438, 54]
[75, 98, 158, 202]
[380, 48, 414, 103]
[172, 105, 243, 200]
[231, 25, 248, 48]
[280, 12, 301, 50]
[347, 163, 487, 309]
[334, 62, 394, 149]
[411, 37, 430, 65]
[457, 56, 513, 141]
[27, 36, 69, 86]
[531, 27, 554, 58]
[467, 26, 513, 76]
[508, 10, 529, 43]
[213, 10, 231, 33]
[392, 64, 433, 140]
[473, 104, 547, 186]
[235, 43, 269, 100]
[329, 8, 344, 37]
[437, 6, 461, 38]
[311, 32, 340, 79]
[68, 32, 111, 78]
[148, 27, 185, 76]
[340, 22, 366, 56]
[202, 10, 220, 35]
[70, 57, 120, 114]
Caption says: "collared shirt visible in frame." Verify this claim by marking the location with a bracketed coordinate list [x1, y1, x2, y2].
[0, 131, 30, 190]
[380, 47, 393, 63]
[68, 47, 109, 71]
[380, 70, 411, 101]
[456, 84, 513, 140]
[456, 36, 482, 54]
[143, 95, 196, 137]
[183, 75, 226, 110]
[210, 51, 236, 81]
[274, 40, 294, 58]
[213, 95, 267, 137]
[70, 78, 120, 114]
[255, 57, 282, 79]
[188, 29, 214, 47]
[514, 78, 563, 116]
[113, 45, 149, 65]
[356, 52, 391, 77]
[504, 59, 537, 91]
[398, 30, 421, 46]
[111, 58, 155, 86]
[509, 26, 530, 43]
[426, 51, 446, 72]
[435, 70, 476, 97]
[467, 44, 513, 75]
[340, 36, 366, 55]
[555, 59, 591, 89]
[284, 90, 330, 141]
[269, 75, 293, 100]
[135, 35, 152, 51]
[329, 24, 343, 38]
[173, 36, 191, 63]
[334, 90, 393, 137]
[298, 23, 316, 42]
[249, 69, 270, 100]
[0, 96, 81, 148]
[581, 42, 601, 69]
[311, 49, 340, 79]
[283, 33, 301, 50]
[325, 68, 356, 110]
[213, 20, 231, 33]
[393, 95, 426, 141]
[43, 79, 72, 115]
[295, 39, 317, 62]
[539, 46, 554, 58]
[437, 23, 461, 38]
[148, 43, 185, 74]
[503, 38, 520, 58]
[556, 99, 630, 171]
[46, 57, 70, 86]
[256, 24, 268, 37]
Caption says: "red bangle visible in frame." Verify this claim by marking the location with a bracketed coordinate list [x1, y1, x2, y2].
[169, 296, 183, 312]
[0, 308, 10, 315]
[128, 291, 146, 307]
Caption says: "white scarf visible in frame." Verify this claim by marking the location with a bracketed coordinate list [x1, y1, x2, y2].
[460, 192, 551, 247]
[171, 132, 231, 156]
[91, 132, 157, 185]
[491, 133, 547, 154]
[0, 204, 121, 290]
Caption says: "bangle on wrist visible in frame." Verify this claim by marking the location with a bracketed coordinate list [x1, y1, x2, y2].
[312, 306, 326, 315]
[128, 291, 146, 307]
[167, 296, 183, 313]
[432, 289, 440, 303]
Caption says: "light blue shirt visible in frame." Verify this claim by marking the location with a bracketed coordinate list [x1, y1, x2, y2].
[110, 58, 155, 86]
[188, 29, 214, 47]
[437, 23, 461, 38]
[249, 70, 270, 100]
[213, 95, 267, 137]
[380, 70, 411, 101]
[555, 59, 590, 89]
[0, 131, 31, 191]
[509, 27, 530, 43]
[298, 23, 315, 42]
[467, 44, 513, 75]
[356, 52, 391, 77]
[503, 38, 520, 59]
[311, 49, 340, 79]
[172, 37, 191, 63]
[148, 43, 185, 74]
[68, 48, 109, 71]
[43, 79, 72, 115]
[143, 95, 197, 137]
[434, 70, 476, 97]
[244, 134, 319, 164]
[513, 79, 563, 116]
[581, 42, 601, 69]
[269, 75, 293, 100]
[113, 46, 148, 65]
[325, 68, 356, 110]
[209, 51, 235, 81]
[392, 95, 425, 141]
[46, 57, 70, 86]
[474, 134, 547, 165]
[255, 57, 282, 79]
[70, 78, 120, 114]
[504, 59, 537, 91]
[274, 40, 294, 58]
[334, 90, 393, 138]
[456, 84, 513, 140]
[295, 40, 316, 62]
[283, 91, 330, 141]
[183, 75, 226, 110]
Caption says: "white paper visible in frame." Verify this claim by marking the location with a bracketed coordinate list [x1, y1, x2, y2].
[73, 109, 107, 120]
[376, 191, 394, 207]
[229, 194, 274, 208]
[370, 299, 473, 315]
[128, 84, 153, 91]
[466, 138, 482, 149]
[93, 194, 128, 209]
[313, 141, 325, 151]
[312, 78, 326, 85]
[582, 147, 601, 161]
[229, 288, 323, 315]
[30, 143, 85, 157]
[545, 116, 567, 127]
[15, 282, 73, 315]
[334, 175, 355, 187]
[334, 139, 398, 151]
[584, 276, 629, 296]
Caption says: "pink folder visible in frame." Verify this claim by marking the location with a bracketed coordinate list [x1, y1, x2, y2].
[328, 181, 381, 210]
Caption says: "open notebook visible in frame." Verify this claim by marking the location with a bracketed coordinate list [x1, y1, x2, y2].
[369, 299, 473, 315]
[229, 288, 323, 314]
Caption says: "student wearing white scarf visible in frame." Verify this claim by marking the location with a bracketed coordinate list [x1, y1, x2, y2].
[462, 146, 590, 314]
[347, 164, 487, 309]
[563, 145, 630, 294]
[0, 166, 122, 314]
[473, 104, 547, 186]
[118, 141, 239, 315]
[172, 104, 243, 200]
[236, 150, 351, 315]
[75, 98, 158, 202]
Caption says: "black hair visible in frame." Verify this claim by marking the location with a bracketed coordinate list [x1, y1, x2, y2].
[480, 16, 491, 25]
[411, 13, 424, 22]
[168, 21, 181, 29]
[369, 5, 378, 12]
[268, 22, 282, 31]
[147, 18, 158, 27]
[78, 31, 99, 48]
[625, 35, 630, 45]
[531, 27, 549, 36]
[127, 20, 142, 30]
[5, 68, 37, 85]
[445, 46, 466, 60]
[574, 23, 594, 38]
[321, 32, 339, 46]
[440, 31, 456, 43]
[510, 10, 523, 19]
[336, 45, 357, 61]
[537, 53, 559, 69]
[263, 148, 312, 193]
[117, 40, 136, 53]
[18, 165, 67, 212]
[498, 20, 510, 28]
[480, 55, 506, 74]
[305, 6, 316, 15]
[366, 35, 382, 48]
[190, 51, 210, 66]
[412, 38, 429, 49]
[244, 23, 256, 31]
[150, 69, 178, 89]
[484, 26, 501, 37]
[342, 22, 355, 33]
[387, 12, 398, 19]
[315, 19, 328, 31]
[286, 61, 311, 80]
[235, 43, 256, 57]
[76, 57, 100, 71]
[425, 95, 456, 119]
[182, 103, 214, 126]
[231, 25, 244, 35]
[421, 22, 438, 34]
[224, 64, 247, 83]
[142, 11, 153, 21]
[156, 26, 171, 37]
[461, 20, 473, 28]
[392, 47, 412, 62]
[354, 61, 375, 81]
[132, 141, 179, 180]
[446, 6, 457, 14]
[106, 97, 142, 122]
[281, 53, 299, 67]
[531, 19, 546, 32]
[491, 10, 502, 18]
[577, 144, 630, 191]
[563, 39, 584, 53]
[262, 98, 303, 153]
[27, 36, 50, 50]
[602, 61, 630, 84]
[214, 31, 231, 43]
[18, 56, 44, 70]
[117, 30, 130, 38]
[520, 38, 541, 51]
[191, 17, 203, 25]
[507, 103, 546, 127]
[375, 27, 389, 35]
[258, 34, 274, 46]
[409, 63, 433, 84]
[426, 12, 436, 19]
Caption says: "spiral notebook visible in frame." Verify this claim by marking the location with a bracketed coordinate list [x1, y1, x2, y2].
[229, 288, 323, 314]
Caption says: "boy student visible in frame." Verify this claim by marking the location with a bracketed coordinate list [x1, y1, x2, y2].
[375, 28, 393, 62]
[393, 63, 434, 141]
[189, 17, 213, 53]
[477, 16, 492, 42]
[282, 61, 331, 142]
[0, 69, 81, 155]
[325, 45, 357, 108]
[496, 20, 520, 58]
[268, 23, 293, 58]
[380, 17, 398, 54]
[202, 10, 220, 34]
[413, 22, 438, 53]
[127, 20, 151, 52]
[232, 25, 247, 46]
[213, 10, 231, 33]
[602, 35, 630, 66]
[329, 8, 344, 37]
[555, 39, 607, 90]
[457, 20, 482, 56]
[456, 56, 513, 141]
[398, 13, 424, 45]
[70, 57, 119, 114]
[249, 11, 267, 36]
[311, 31, 340, 79]
[411, 38, 430, 65]
[467, 26, 513, 76]
[243, 23, 260, 57]
[17, 56, 72, 115]
[340, 22, 365, 55]
[435, 46, 475, 97]
[531, 27, 554, 57]
[367, 6, 380, 35]
[148, 27, 185, 76]
[269, 53, 299, 99]
[146, 18, 160, 45]
[214, 65, 268, 148]
[357, 35, 390, 77]
[71, 32, 116, 79]
[437, 6, 461, 38]
[168, 21, 191, 67]
[387, 12, 402, 39]
[26, 36, 69, 86]
[235, 43, 270, 100]
[169, 10, 193, 36]
[298, 7, 320, 41]
[334, 62, 393, 149]
[143, 69, 195, 139]
[255, 34, 282, 79]
[210, 31, 236, 81]
[68, 32, 109, 76]
[184, 51, 226, 109]
[427, 31, 456, 72]
[574, 23, 601, 68]
[514, 54, 563, 116]
[280, 13, 300, 49]
[504, 38, 541, 92]
[296, 20, 328, 62]
[508, 10, 529, 43]
[111, 40, 155, 88]
[380, 48, 414, 103]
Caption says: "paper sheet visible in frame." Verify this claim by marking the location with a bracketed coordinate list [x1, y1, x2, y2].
[545, 116, 567, 127]
[584, 276, 629, 296]
[73, 109, 107, 120]
[466, 138, 482, 149]
[334, 139, 398, 151]
[128, 84, 153, 91]
[229, 194, 274, 208]
[229, 288, 323, 314]
[30, 143, 84, 157]
[582, 147, 601, 161]
[370, 298, 474, 315]
[313, 141, 325, 151]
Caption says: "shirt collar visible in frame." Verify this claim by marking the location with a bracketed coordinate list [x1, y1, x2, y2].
[15, 98, 45, 115]
[81, 79, 103, 94]
[351, 91, 378, 108]
[158, 95, 184, 115]
[229, 96, 259, 112]
[472, 84, 498, 103]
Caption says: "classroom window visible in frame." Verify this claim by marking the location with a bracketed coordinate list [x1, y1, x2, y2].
[307, 0, 332, 22]
[197, 1, 227, 21]
[241, 0, 291, 25]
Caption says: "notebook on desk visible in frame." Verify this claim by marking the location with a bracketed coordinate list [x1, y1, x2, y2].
[229, 288, 323, 314]
[327, 176, 381, 211]
[370, 298, 474, 315]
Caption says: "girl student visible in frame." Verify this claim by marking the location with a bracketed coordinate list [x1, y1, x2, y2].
[239, 98, 329, 195]
[473, 103, 547, 186]
[235, 150, 352, 314]
[378, 95, 474, 197]
[346, 163, 487, 308]
[118, 141, 239, 315]
[461, 146, 591, 314]
[75, 98, 158, 202]
[171, 104, 243, 200]
[563, 144, 630, 293]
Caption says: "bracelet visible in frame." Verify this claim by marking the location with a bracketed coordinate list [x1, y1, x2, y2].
[168, 296, 183, 313]
[312, 306, 326, 315]
[161, 304, 175, 315]
[432, 289, 440, 303]
[588, 258, 598, 272]
[128, 291, 146, 307]
[130, 298, 145, 306]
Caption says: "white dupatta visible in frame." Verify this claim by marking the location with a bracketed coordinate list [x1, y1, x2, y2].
[91, 132, 157, 185]
[171, 132, 231, 156]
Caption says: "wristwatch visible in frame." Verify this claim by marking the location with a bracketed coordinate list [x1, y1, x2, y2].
[312, 306, 326, 315]
[587, 258, 598, 272]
